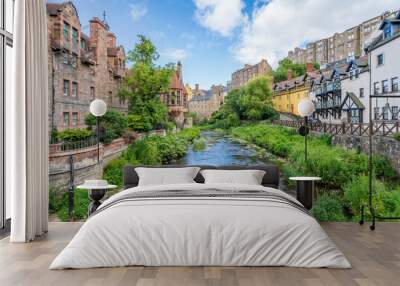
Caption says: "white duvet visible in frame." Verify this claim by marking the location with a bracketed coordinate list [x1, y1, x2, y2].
[50, 183, 351, 269]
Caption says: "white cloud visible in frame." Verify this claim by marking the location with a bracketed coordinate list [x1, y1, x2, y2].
[162, 48, 188, 62]
[233, 0, 400, 67]
[194, 0, 246, 37]
[130, 2, 147, 22]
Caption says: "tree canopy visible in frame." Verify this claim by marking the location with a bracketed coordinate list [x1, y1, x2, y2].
[272, 58, 320, 83]
[119, 35, 174, 131]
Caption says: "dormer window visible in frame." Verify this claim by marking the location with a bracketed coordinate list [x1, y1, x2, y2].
[383, 25, 392, 38]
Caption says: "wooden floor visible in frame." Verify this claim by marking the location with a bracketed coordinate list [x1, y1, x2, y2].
[0, 222, 399, 286]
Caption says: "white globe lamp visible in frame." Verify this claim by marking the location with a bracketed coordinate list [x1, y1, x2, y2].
[90, 99, 107, 117]
[297, 99, 315, 163]
[298, 99, 315, 117]
[89, 99, 107, 163]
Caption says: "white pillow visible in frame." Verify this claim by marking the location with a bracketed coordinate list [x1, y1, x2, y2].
[135, 167, 200, 186]
[200, 169, 266, 185]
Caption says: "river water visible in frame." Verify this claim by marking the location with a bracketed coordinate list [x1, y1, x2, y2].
[178, 131, 272, 166]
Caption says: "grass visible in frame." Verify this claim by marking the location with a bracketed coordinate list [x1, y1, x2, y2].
[229, 123, 400, 221]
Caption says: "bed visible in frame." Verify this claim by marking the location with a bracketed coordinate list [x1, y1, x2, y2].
[50, 165, 351, 269]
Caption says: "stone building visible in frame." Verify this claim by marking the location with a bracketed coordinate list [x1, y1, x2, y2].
[159, 62, 189, 128]
[288, 10, 396, 65]
[230, 59, 272, 90]
[188, 85, 222, 122]
[46, 2, 127, 132]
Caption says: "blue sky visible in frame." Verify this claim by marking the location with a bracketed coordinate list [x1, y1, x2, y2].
[54, 0, 400, 89]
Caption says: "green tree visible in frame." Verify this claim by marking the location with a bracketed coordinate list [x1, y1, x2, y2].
[85, 110, 128, 144]
[272, 58, 320, 83]
[119, 35, 174, 131]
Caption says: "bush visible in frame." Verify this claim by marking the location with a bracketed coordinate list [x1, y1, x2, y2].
[57, 128, 93, 142]
[394, 132, 400, 141]
[193, 138, 206, 151]
[127, 114, 152, 132]
[57, 189, 89, 222]
[311, 193, 346, 222]
[85, 110, 128, 144]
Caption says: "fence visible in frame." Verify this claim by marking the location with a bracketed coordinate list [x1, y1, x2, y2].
[272, 120, 400, 137]
[49, 136, 98, 153]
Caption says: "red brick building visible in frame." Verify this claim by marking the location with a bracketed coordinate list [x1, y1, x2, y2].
[46, 2, 127, 131]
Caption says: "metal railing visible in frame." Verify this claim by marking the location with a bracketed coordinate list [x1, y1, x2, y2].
[273, 120, 400, 137]
[50, 136, 98, 153]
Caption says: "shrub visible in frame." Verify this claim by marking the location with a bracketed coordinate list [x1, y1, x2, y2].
[192, 138, 206, 151]
[57, 128, 93, 142]
[85, 110, 128, 143]
[57, 189, 89, 222]
[394, 132, 400, 141]
[311, 193, 346, 222]
[127, 114, 152, 132]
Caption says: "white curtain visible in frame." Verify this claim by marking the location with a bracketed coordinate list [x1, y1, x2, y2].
[7, 0, 49, 242]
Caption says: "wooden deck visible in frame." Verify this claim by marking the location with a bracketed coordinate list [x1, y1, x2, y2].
[0, 222, 399, 286]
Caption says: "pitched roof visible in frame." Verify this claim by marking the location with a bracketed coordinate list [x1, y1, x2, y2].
[170, 69, 185, 91]
[341, 92, 365, 110]
[190, 90, 214, 102]
[46, 3, 62, 16]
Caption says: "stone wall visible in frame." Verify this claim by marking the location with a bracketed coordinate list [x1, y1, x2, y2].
[49, 138, 128, 191]
[331, 134, 400, 173]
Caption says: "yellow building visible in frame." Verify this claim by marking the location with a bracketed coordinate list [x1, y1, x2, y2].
[185, 84, 193, 101]
[272, 71, 318, 116]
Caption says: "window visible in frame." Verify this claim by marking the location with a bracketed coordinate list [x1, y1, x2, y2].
[382, 107, 388, 120]
[90, 86, 95, 99]
[63, 21, 70, 41]
[359, 88, 364, 98]
[382, 80, 389, 94]
[63, 53, 69, 64]
[392, 77, 398, 92]
[350, 109, 359, 123]
[63, 112, 70, 127]
[373, 82, 380, 95]
[72, 27, 78, 43]
[377, 54, 384, 66]
[63, 80, 70, 96]
[374, 107, 379, 120]
[71, 82, 78, 97]
[392, 106, 398, 120]
[70, 54, 77, 68]
[71, 112, 78, 128]
[384, 26, 392, 38]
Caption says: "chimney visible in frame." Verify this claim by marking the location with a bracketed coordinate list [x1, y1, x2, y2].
[287, 69, 293, 80]
[195, 83, 199, 92]
[177, 61, 182, 79]
[306, 63, 314, 73]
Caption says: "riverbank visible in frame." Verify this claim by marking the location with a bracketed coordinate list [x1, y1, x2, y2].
[226, 123, 400, 221]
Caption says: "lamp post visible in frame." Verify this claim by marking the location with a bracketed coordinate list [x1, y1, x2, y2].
[298, 99, 315, 162]
[89, 99, 107, 163]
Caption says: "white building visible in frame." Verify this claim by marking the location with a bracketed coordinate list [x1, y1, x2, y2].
[340, 58, 369, 123]
[366, 11, 400, 122]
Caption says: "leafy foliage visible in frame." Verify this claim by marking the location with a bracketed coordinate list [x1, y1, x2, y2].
[272, 58, 320, 83]
[209, 76, 277, 128]
[311, 194, 346, 222]
[57, 128, 93, 142]
[85, 110, 128, 144]
[57, 189, 89, 222]
[119, 35, 173, 131]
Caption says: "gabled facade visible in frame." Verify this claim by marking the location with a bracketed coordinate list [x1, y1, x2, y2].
[366, 11, 400, 122]
[310, 66, 346, 123]
[47, 2, 127, 131]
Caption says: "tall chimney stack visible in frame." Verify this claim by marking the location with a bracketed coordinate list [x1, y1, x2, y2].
[306, 63, 314, 74]
[177, 61, 182, 79]
[287, 69, 293, 80]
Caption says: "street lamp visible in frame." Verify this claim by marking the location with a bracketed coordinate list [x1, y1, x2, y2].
[298, 99, 315, 162]
[89, 99, 107, 163]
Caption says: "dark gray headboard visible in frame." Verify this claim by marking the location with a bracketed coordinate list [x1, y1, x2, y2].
[123, 165, 280, 189]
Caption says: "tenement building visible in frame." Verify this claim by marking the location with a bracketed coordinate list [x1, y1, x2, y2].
[188, 85, 223, 122]
[230, 59, 272, 90]
[47, 2, 127, 131]
[288, 10, 397, 65]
